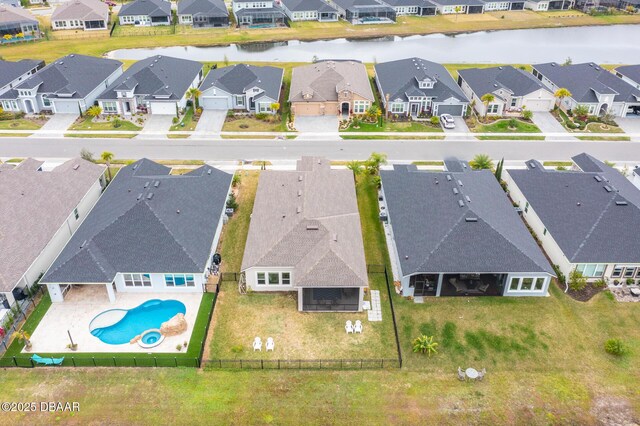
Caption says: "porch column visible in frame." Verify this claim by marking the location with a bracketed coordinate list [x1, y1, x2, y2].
[297, 289, 303, 312]
[47, 284, 64, 303]
[435, 274, 443, 297]
[105, 283, 116, 303]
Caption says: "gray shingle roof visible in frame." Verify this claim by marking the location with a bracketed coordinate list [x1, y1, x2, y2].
[6, 54, 121, 100]
[97, 55, 202, 102]
[508, 154, 640, 264]
[616, 65, 640, 86]
[281, 0, 338, 12]
[459, 66, 551, 99]
[289, 60, 374, 103]
[381, 165, 553, 276]
[0, 0, 21, 9]
[375, 57, 468, 104]
[430, 0, 485, 6]
[0, 59, 43, 92]
[178, 0, 228, 17]
[0, 158, 105, 292]
[200, 64, 283, 101]
[52, 0, 108, 22]
[383, 0, 436, 7]
[533, 62, 640, 104]
[234, 7, 286, 17]
[331, 0, 395, 10]
[119, 0, 171, 17]
[41, 159, 232, 284]
[241, 157, 368, 288]
[0, 5, 38, 24]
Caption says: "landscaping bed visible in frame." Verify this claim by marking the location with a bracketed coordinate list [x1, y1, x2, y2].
[69, 115, 143, 131]
[0, 112, 48, 130]
[553, 108, 623, 133]
[222, 112, 286, 132]
[467, 116, 542, 133]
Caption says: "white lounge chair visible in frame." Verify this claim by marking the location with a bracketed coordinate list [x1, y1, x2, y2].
[252, 337, 262, 351]
[354, 320, 363, 334]
[345, 320, 354, 334]
[266, 337, 275, 352]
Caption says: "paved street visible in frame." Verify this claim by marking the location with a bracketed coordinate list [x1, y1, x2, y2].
[2, 136, 640, 162]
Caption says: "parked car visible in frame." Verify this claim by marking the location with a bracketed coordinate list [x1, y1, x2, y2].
[440, 114, 455, 129]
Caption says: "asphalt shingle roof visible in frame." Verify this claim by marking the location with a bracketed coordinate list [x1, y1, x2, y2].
[0, 59, 43, 92]
[508, 154, 640, 264]
[200, 64, 283, 101]
[0, 4, 38, 24]
[51, 0, 108, 22]
[41, 159, 232, 284]
[383, 0, 436, 7]
[0, 158, 105, 292]
[616, 65, 640, 86]
[375, 57, 468, 104]
[178, 0, 228, 17]
[119, 0, 171, 17]
[381, 165, 553, 276]
[459, 66, 551, 99]
[430, 0, 485, 6]
[280, 0, 338, 12]
[331, 0, 395, 10]
[289, 60, 374, 103]
[241, 157, 368, 288]
[533, 62, 640, 104]
[97, 55, 202, 102]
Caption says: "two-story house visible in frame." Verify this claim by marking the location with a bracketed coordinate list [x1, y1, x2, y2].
[232, 0, 287, 27]
[0, 59, 44, 112]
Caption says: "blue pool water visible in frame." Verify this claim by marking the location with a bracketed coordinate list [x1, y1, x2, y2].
[141, 331, 162, 345]
[90, 299, 186, 345]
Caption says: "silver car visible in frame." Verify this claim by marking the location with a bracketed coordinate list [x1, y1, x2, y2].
[440, 114, 455, 129]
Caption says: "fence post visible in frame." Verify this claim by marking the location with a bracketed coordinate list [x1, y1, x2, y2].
[219, 359, 222, 368]
[30, 358, 34, 368]
[12, 356, 17, 367]
[240, 359, 242, 369]
[261, 359, 263, 369]
[277, 359, 280, 369]
[113, 357, 116, 367]
[154, 357, 157, 367]
[133, 357, 137, 367]
[175, 357, 178, 367]
[72, 357, 76, 367]
[92, 357, 96, 367]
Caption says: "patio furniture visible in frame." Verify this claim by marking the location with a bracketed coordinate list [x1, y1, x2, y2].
[457, 367, 466, 381]
[354, 320, 363, 334]
[345, 320, 354, 334]
[31, 354, 64, 366]
[362, 301, 371, 310]
[477, 282, 490, 293]
[252, 337, 262, 351]
[465, 367, 479, 380]
[266, 337, 274, 352]
[477, 368, 486, 381]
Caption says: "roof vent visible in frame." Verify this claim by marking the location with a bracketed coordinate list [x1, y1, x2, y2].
[446, 174, 452, 181]
[615, 201, 628, 206]
[147, 192, 154, 200]
[298, 175, 303, 182]
[333, 233, 338, 242]
[457, 180, 463, 186]
[405, 255, 409, 260]
[465, 195, 471, 203]
[80, 240, 87, 248]
[434, 178, 439, 185]
[452, 188, 459, 195]
[144, 181, 150, 188]
[306, 224, 319, 230]
[465, 217, 478, 222]
[137, 193, 143, 200]
[577, 202, 581, 206]
[207, 169, 212, 175]
[594, 175, 602, 182]
[498, 66, 503, 70]
[72, 164, 79, 170]
[177, 209, 180, 214]
[530, 162, 537, 168]
[154, 181, 160, 188]
[458, 200, 464, 208]
[298, 189, 302, 197]
[604, 185, 613, 192]
[296, 206, 302, 213]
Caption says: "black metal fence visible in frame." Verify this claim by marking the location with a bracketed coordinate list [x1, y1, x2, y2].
[0, 285, 46, 356]
[202, 358, 400, 370]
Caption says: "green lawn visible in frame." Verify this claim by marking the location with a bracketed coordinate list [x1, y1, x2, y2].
[64, 133, 138, 139]
[222, 116, 283, 132]
[170, 107, 197, 131]
[0, 119, 42, 130]
[342, 121, 443, 133]
[69, 117, 142, 131]
[474, 118, 542, 133]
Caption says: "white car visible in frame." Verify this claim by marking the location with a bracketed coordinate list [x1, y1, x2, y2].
[440, 114, 455, 129]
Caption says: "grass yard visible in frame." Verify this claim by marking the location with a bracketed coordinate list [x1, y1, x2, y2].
[64, 133, 137, 138]
[170, 106, 198, 131]
[473, 118, 542, 133]
[342, 121, 444, 133]
[221, 116, 283, 132]
[341, 135, 445, 140]
[0, 119, 43, 130]
[69, 117, 142, 131]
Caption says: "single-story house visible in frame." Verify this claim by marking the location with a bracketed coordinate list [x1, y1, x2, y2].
[613, 0, 639, 10]
[0, 158, 106, 307]
[458, 66, 555, 116]
[382, 0, 437, 15]
[506, 153, 640, 284]
[241, 157, 368, 312]
[615, 65, 640, 93]
[328, 0, 397, 23]
[199, 64, 284, 113]
[0, 5, 41, 42]
[0, 54, 123, 115]
[118, 0, 172, 26]
[481, 0, 525, 10]
[51, 0, 109, 31]
[429, 0, 485, 13]
[532, 62, 640, 117]
[177, 0, 230, 27]
[289, 60, 375, 117]
[232, 0, 287, 27]
[279, 0, 340, 21]
[41, 159, 233, 303]
[0, 59, 44, 101]
[380, 161, 555, 299]
[375, 57, 469, 117]
[97, 55, 203, 116]
[524, 0, 574, 10]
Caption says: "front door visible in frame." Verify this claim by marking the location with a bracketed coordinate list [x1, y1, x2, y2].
[125, 102, 131, 113]
[341, 102, 350, 117]
[410, 103, 419, 117]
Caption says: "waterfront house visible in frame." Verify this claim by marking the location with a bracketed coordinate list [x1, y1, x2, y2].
[279, 0, 340, 21]
[232, 0, 287, 27]
[51, 0, 109, 31]
[177, 0, 230, 27]
[118, 0, 172, 26]
[328, 0, 397, 23]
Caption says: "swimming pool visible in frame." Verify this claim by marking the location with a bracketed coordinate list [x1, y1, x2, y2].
[89, 299, 186, 345]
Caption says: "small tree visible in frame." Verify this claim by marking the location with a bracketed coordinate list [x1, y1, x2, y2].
[412, 335, 438, 357]
[604, 338, 625, 356]
[554, 88, 572, 108]
[574, 104, 589, 121]
[347, 160, 363, 178]
[226, 193, 238, 210]
[563, 57, 573, 66]
[522, 109, 533, 121]
[494, 157, 504, 182]
[469, 154, 494, 170]
[232, 173, 242, 187]
[187, 87, 202, 109]
[430, 116, 440, 126]
[365, 152, 387, 175]
[270, 102, 280, 113]
[568, 269, 587, 291]
[12, 330, 31, 350]
[101, 151, 114, 182]
[87, 105, 102, 119]
[480, 93, 495, 117]
[80, 148, 94, 162]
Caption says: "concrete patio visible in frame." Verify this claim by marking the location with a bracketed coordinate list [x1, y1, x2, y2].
[27, 286, 203, 353]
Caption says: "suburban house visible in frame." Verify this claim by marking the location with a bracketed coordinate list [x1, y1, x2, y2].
[0, 158, 106, 308]
[241, 157, 368, 312]
[289, 60, 375, 117]
[96, 55, 203, 116]
[279, 0, 340, 21]
[0, 54, 123, 115]
[328, 0, 397, 23]
[198, 64, 283, 113]
[524, 0, 574, 9]
[51, 0, 109, 31]
[482, 0, 525, 10]
[505, 153, 640, 284]
[0, 0, 22, 8]
[0, 5, 40, 42]
[532, 62, 640, 117]
[232, 0, 287, 27]
[0, 59, 45, 112]
[429, 0, 485, 13]
[177, 0, 230, 27]
[632, 166, 640, 190]
[118, 0, 172, 26]
[458, 66, 555, 116]
[41, 159, 233, 303]
[375, 57, 469, 118]
[615, 65, 640, 91]
[382, 0, 437, 15]
[380, 161, 555, 299]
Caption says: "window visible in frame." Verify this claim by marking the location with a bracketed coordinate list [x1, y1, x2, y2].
[42, 96, 51, 107]
[124, 273, 152, 287]
[268, 272, 279, 285]
[623, 267, 636, 278]
[256, 272, 291, 286]
[235, 95, 245, 106]
[508, 277, 546, 292]
[353, 100, 369, 114]
[391, 103, 404, 113]
[612, 266, 623, 278]
[509, 277, 519, 290]
[534, 278, 544, 290]
[521, 278, 533, 290]
[487, 104, 499, 114]
[282, 272, 290, 285]
[257, 272, 266, 285]
[164, 274, 195, 287]
[576, 264, 606, 278]
[511, 98, 517, 107]
[103, 102, 117, 113]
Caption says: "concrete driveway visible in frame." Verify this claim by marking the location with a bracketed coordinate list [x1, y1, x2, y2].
[443, 117, 473, 140]
[532, 112, 574, 141]
[616, 117, 640, 141]
[137, 115, 174, 139]
[31, 114, 78, 137]
[295, 116, 338, 133]
[192, 110, 226, 138]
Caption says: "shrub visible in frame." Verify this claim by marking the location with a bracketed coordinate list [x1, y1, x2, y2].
[239, 123, 249, 129]
[522, 109, 533, 120]
[412, 335, 438, 357]
[604, 338, 625, 356]
[553, 265, 566, 285]
[568, 270, 587, 291]
[113, 118, 122, 128]
[226, 193, 238, 210]
[226, 110, 235, 118]
[80, 148, 94, 162]
[626, 277, 635, 285]
[176, 344, 182, 351]
[507, 118, 518, 128]
[430, 116, 440, 125]
[255, 113, 268, 121]
[231, 345, 244, 353]
[232, 173, 241, 187]
[593, 278, 607, 288]
[172, 117, 179, 125]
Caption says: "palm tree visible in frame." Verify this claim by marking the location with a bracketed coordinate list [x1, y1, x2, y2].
[470, 154, 494, 170]
[554, 88, 572, 109]
[480, 93, 495, 118]
[412, 335, 438, 357]
[101, 151, 114, 182]
[87, 105, 102, 119]
[365, 152, 387, 175]
[187, 87, 202, 109]
[346, 160, 362, 179]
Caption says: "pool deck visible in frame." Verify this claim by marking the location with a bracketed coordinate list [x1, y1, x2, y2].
[27, 286, 203, 353]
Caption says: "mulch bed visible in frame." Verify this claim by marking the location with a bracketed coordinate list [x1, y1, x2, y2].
[553, 279, 605, 302]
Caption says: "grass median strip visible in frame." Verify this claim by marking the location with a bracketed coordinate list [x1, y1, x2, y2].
[64, 133, 137, 139]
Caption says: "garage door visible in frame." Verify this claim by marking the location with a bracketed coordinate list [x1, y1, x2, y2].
[201, 97, 229, 110]
[293, 102, 323, 116]
[523, 99, 554, 112]
[53, 100, 80, 114]
[435, 104, 465, 117]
